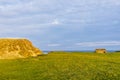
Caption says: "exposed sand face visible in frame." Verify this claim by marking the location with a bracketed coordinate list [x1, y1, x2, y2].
[0, 38, 42, 59]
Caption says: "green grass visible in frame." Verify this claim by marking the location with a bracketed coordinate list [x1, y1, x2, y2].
[0, 52, 120, 80]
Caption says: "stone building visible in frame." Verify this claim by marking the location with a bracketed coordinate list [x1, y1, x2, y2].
[95, 48, 107, 54]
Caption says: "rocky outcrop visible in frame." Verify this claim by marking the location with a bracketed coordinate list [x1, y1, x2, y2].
[0, 38, 42, 59]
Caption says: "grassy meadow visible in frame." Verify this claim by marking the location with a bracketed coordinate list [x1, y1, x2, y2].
[0, 52, 120, 80]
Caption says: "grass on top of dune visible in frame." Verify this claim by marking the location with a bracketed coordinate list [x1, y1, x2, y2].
[0, 52, 120, 80]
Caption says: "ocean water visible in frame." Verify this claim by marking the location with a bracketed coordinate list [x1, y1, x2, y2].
[43, 50, 115, 54]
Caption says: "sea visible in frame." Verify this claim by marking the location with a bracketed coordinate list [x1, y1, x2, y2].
[43, 50, 116, 54]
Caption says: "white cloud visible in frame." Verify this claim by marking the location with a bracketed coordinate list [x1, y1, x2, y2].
[51, 19, 61, 25]
[75, 41, 120, 47]
[0, 0, 120, 50]
[47, 44, 61, 47]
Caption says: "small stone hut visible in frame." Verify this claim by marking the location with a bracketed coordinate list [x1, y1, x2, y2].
[95, 48, 107, 54]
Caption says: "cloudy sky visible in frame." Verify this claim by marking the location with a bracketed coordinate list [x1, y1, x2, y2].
[0, 0, 120, 51]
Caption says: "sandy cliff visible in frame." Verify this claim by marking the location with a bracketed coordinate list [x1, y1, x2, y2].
[0, 38, 42, 59]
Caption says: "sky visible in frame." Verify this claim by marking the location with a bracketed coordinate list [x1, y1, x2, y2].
[0, 0, 120, 51]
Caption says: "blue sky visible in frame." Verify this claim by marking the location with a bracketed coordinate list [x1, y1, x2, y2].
[0, 0, 120, 51]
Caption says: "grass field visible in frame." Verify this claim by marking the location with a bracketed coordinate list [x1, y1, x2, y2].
[0, 52, 120, 80]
